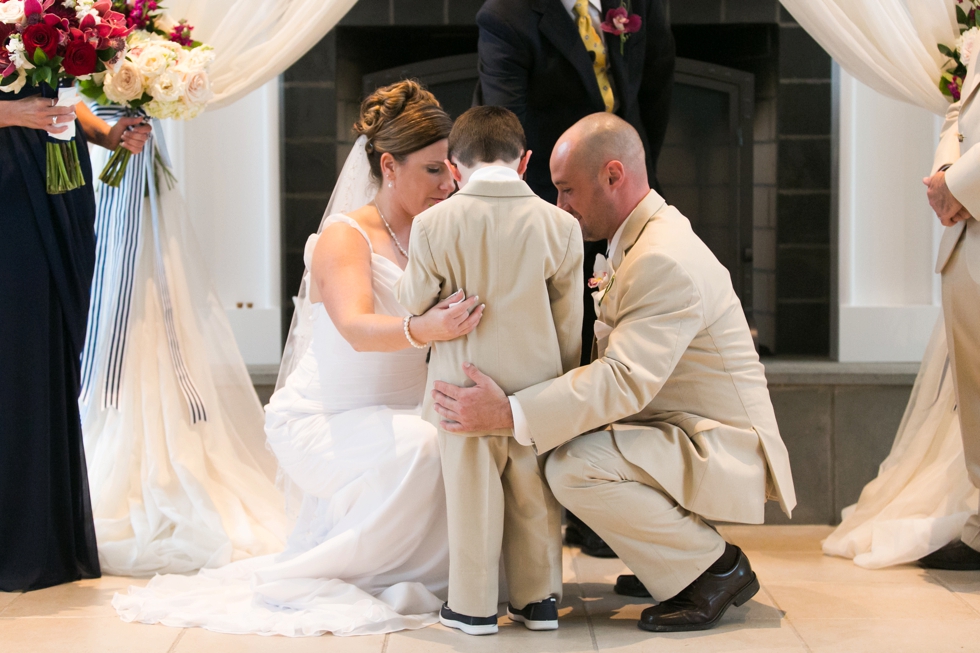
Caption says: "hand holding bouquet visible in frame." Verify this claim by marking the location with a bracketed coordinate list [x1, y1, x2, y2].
[79, 1, 214, 187]
[0, 0, 130, 193]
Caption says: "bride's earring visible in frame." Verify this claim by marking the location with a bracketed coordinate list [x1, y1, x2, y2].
[387, 176, 393, 189]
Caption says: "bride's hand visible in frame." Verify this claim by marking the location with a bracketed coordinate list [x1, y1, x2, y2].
[409, 290, 485, 344]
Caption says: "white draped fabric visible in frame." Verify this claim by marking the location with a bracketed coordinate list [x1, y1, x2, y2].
[164, 0, 359, 108]
[779, 0, 957, 116]
[779, 0, 980, 565]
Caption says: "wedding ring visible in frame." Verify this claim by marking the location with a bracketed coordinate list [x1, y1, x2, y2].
[52, 116, 57, 125]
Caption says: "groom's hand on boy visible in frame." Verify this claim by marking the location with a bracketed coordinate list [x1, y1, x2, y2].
[432, 363, 514, 434]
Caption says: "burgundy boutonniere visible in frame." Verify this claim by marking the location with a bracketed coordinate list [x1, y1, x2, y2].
[601, 1, 642, 55]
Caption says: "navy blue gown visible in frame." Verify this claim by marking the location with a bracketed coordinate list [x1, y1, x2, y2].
[0, 87, 101, 591]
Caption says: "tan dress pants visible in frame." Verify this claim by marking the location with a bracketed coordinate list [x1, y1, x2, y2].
[439, 432, 564, 618]
[545, 429, 726, 601]
[942, 220, 980, 552]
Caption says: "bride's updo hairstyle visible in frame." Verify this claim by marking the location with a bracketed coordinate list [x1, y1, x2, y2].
[353, 80, 453, 181]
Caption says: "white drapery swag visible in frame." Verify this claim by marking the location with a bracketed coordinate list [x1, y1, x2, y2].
[779, 0, 958, 116]
[164, 0, 359, 108]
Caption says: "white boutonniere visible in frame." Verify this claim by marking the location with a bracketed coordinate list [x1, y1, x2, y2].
[589, 254, 616, 306]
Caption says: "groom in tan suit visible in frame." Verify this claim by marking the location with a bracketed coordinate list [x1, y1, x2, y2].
[431, 113, 796, 633]
[920, 49, 980, 571]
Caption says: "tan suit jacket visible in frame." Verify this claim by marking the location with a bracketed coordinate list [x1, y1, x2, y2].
[935, 55, 980, 275]
[515, 191, 797, 523]
[395, 178, 584, 436]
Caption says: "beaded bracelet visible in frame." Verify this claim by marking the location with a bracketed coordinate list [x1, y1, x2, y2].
[403, 315, 427, 349]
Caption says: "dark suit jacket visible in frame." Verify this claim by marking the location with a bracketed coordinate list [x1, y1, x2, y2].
[476, 0, 675, 203]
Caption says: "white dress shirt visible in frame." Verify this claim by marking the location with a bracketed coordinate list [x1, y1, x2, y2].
[465, 165, 521, 184]
[606, 215, 629, 263]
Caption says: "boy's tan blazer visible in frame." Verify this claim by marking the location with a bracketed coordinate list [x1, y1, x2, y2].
[394, 178, 584, 434]
[515, 190, 797, 523]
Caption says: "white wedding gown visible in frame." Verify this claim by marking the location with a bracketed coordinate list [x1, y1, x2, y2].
[823, 317, 979, 568]
[113, 215, 450, 636]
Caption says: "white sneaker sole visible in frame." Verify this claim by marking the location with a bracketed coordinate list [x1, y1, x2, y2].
[439, 614, 499, 636]
[507, 610, 559, 631]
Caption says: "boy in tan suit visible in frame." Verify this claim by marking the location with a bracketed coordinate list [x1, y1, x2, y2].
[394, 106, 583, 635]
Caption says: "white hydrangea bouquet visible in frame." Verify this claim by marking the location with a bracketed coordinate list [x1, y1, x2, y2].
[78, 0, 213, 186]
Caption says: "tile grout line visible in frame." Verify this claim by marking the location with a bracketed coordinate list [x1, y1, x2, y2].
[570, 554, 599, 652]
[380, 631, 390, 653]
[759, 583, 813, 652]
[925, 570, 980, 618]
[582, 587, 598, 652]
[165, 628, 186, 653]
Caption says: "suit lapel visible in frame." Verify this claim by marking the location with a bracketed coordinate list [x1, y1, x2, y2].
[611, 190, 667, 269]
[532, 0, 606, 111]
[961, 55, 980, 108]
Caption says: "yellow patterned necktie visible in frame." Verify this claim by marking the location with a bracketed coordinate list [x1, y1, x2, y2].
[573, 0, 615, 112]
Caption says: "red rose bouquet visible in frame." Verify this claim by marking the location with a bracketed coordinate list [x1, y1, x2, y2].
[0, 0, 130, 193]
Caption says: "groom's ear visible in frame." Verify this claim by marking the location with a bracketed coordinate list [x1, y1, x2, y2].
[517, 150, 532, 177]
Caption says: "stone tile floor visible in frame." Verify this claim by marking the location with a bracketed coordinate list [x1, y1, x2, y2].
[4, 525, 980, 652]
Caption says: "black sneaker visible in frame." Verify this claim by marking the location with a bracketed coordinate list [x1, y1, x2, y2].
[439, 603, 498, 636]
[507, 597, 559, 631]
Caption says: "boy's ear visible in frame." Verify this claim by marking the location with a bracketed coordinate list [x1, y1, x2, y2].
[446, 158, 463, 183]
[517, 150, 532, 177]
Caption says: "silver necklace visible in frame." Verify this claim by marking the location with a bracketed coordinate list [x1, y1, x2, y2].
[372, 199, 409, 259]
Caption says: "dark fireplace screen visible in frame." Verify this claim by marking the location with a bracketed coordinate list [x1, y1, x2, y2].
[363, 55, 755, 311]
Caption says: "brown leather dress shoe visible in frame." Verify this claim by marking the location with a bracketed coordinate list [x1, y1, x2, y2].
[919, 540, 980, 570]
[638, 546, 759, 632]
[614, 574, 652, 598]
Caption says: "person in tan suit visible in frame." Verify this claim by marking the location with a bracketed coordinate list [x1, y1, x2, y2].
[919, 52, 980, 571]
[394, 106, 584, 635]
[430, 113, 797, 633]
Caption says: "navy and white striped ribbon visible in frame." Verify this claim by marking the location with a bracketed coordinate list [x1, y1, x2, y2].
[80, 106, 208, 423]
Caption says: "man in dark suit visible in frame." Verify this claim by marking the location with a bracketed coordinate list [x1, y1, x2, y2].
[476, 0, 675, 563]
[476, 0, 674, 205]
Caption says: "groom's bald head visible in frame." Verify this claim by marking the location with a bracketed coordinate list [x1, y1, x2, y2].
[559, 113, 646, 176]
[550, 114, 651, 241]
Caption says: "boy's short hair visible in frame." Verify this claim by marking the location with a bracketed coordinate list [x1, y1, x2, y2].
[448, 106, 527, 167]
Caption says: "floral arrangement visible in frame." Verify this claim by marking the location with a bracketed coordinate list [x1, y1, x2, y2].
[79, 0, 214, 186]
[600, 1, 641, 56]
[0, 0, 130, 193]
[589, 253, 615, 306]
[939, 0, 980, 102]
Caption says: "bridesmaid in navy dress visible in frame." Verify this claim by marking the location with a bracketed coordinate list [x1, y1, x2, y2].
[0, 87, 150, 592]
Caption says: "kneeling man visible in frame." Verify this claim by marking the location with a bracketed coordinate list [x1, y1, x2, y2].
[431, 113, 796, 633]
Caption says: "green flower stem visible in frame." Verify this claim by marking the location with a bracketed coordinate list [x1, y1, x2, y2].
[99, 146, 133, 188]
[46, 140, 86, 195]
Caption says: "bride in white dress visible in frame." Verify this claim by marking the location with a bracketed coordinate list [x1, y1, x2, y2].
[113, 81, 485, 636]
[823, 317, 979, 568]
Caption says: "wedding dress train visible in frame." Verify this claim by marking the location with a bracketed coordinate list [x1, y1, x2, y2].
[112, 215, 450, 636]
[823, 317, 979, 568]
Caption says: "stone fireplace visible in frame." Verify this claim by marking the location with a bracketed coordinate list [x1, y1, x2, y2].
[280, 0, 833, 357]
